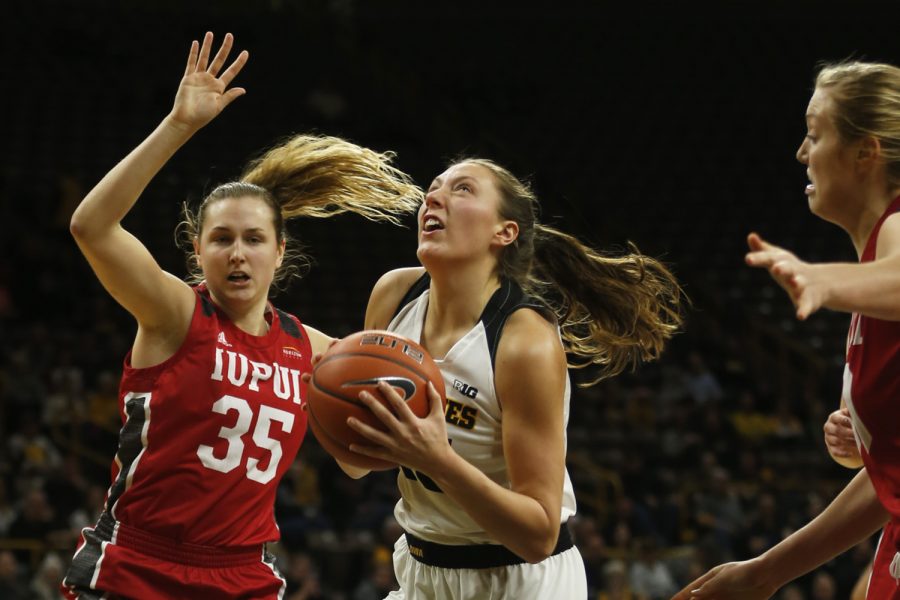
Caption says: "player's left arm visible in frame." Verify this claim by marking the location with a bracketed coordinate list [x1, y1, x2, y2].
[299, 323, 369, 478]
[302, 324, 334, 356]
[489, 308, 568, 560]
[416, 309, 568, 562]
[817, 214, 900, 319]
[347, 309, 567, 562]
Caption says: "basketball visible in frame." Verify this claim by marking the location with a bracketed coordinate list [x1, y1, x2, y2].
[307, 330, 446, 470]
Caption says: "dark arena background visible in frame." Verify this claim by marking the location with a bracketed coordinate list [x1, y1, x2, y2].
[2, 1, 899, 598]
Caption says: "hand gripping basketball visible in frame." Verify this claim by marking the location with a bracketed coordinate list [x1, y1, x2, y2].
[307, 330, 446, 470]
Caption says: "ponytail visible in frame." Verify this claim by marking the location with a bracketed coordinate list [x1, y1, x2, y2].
[241, 133, 422, 224]
[178, 133, 422, 291]
[456, 158, 685, 384]
[531, 225, 684, 383]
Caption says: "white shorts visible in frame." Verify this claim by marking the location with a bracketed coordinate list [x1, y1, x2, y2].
[384, 533, 588, 600]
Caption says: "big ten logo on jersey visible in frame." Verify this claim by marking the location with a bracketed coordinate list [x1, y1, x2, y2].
[211, 348, 303, 404]
[452, 379, 478, 399]
[360, 333, 425, 363]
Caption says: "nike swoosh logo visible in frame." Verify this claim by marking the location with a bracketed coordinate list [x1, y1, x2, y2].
[342, 377, 416, 400]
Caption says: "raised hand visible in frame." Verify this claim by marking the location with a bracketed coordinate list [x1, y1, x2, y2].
[169, 32, 249, 132]
[745, 232, 828, 320]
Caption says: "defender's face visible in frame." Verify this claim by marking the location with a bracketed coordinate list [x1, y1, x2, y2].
[796, 87, 860, 225]
[195, 196, 284, 311]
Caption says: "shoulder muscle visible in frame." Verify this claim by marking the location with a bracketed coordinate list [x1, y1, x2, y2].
[365, 267, 426, 330]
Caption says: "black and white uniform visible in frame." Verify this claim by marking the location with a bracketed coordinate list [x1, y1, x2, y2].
[385, 274, 587, 600]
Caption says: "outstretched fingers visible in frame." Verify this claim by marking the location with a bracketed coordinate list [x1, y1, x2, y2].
[195, 31, 214, 74]
[207, 32, 234, 77]
[745, 233, 788, 268]
[184, 40, 200, 77]
[747, 232, 773, 252]
[218, 50, 249, 100]
[795, 295, 814, 321]
[672, 568, 721, 599]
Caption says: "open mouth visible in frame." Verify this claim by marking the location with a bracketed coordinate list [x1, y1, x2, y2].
[228, 272, 250, 282]
[423, 217, 444, 232]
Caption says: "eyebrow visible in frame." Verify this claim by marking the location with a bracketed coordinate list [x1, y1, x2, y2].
[428, 175, 477, 190]
[208, 226, 267, 234]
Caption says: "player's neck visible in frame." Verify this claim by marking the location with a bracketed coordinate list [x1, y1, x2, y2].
[422, 264, 500, 355]
[211, 292, 271, 336]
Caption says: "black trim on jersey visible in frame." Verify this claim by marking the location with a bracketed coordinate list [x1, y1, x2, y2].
[65, 529, 104, 589]
[391, 274, 550, 372]
[481, 279, 550, 371]
[391, 273, 432, 321]
[404, 522, 574, 569]
[107, 393, 149, 511]
[276, 308, 302, 339]
[65, 511, 116, 591]
[200, 293, 215, 317]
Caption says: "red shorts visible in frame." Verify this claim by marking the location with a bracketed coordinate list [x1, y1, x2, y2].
[62, 519, 285, 600]
[868, 521, 900, 599]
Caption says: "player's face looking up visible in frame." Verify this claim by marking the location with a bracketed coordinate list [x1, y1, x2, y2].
[417, 162, 518, 266]
[194, 195, 285, 309]
[797, 86, 865, 226]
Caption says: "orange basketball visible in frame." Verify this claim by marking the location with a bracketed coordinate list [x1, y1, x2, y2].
[307, 330, 445, 470]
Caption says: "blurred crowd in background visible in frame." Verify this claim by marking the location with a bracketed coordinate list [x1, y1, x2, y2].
[2, 1, 898, 598]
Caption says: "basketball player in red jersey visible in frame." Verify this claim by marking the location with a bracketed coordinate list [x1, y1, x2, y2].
[674, 61, 900, 600]
[61, 32, 420, 599]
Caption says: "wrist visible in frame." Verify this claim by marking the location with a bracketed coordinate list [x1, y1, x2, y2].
[809, 263, 835, 308]
[162, 113, 201, 137]
[427, 444, 466, 490]
[755, 550, 790, 592]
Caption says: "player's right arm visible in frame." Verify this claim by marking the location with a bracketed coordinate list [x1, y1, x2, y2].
[365, 267, 427, 330]
[672, 468, 888, 599]
[746, 219, 900, 321]
[331, 267, 426, 479]
[70, 33, 247, 361]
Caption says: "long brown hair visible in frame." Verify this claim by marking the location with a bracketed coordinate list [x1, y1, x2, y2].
[178, 134, 423, 291]
[460, 158, 685, 384]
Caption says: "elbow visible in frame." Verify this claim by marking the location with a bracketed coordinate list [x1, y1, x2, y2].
[69, 209, 93, 241]
[519, 527, 560, 564]
[70, 208, 112, 244]
[69, 213, 85, 240]
[337, 460, 370, 479]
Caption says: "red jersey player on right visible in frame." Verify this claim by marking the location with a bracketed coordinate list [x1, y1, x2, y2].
[674, 62, 900, 599]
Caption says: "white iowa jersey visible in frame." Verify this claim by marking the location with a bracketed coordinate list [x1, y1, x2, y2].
[388, 274, 577, 545]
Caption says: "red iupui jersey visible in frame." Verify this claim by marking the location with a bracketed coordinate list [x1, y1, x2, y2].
[102, 285, 311, 546]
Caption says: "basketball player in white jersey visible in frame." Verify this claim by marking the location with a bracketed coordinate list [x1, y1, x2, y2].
[336, 158, 685, 599]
